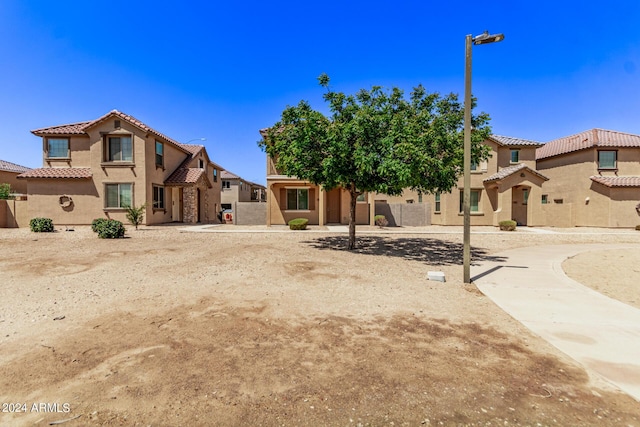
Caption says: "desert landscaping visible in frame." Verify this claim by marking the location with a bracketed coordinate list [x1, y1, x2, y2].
[1, 225, 639, 426]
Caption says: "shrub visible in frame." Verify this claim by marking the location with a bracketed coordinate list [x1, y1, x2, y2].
[288, 218, 308, 230]
[374, 215, 388, 228]
[91, 218, 109, 233]
[124, 204, 146, 230]
[0, 183, 10, 200]
[97, 219, 126, 239]
[30, 217, 54, 232]
[635, 225, 640, 231]
[499, 220, 517, 231]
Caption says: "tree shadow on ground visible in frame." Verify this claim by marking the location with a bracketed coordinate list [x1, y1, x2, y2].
[303, 236, 506, 266]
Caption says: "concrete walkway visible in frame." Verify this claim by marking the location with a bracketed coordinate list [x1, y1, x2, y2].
[472, 244, 640, 402]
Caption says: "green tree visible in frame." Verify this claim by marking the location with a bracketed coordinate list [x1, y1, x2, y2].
[0, 183, 11, 200]
[260, 74, 492, 250]
[124, 204, 146, 230]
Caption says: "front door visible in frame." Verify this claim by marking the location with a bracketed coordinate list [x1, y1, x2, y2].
[172, 188, 182, 222]
[512, 186, 529, 226]
[326, 188, 341, 223]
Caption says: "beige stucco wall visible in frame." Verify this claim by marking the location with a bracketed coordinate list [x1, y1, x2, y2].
[0, 170, 28, 194]
[221, 179, 252, 205]
[0, 199, 28, 228]
[26, 179, 101, 225]
[268, 182, 320, 225]
[537, 148, 640, 227]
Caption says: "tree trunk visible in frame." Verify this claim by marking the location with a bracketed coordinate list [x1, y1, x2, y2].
[348, 184, 357, 250]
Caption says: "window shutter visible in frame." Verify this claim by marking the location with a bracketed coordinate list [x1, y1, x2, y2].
[279, 188, 287, 210]
[309, 188, 315, 210]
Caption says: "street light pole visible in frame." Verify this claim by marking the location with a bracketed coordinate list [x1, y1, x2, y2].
[463, 31, 504, 284]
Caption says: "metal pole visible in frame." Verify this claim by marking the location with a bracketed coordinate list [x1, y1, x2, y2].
[463, 34, 472, 284]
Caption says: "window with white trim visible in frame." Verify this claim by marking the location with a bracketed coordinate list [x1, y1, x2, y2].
[287, 189, 308, 210]
[435, 193, 441, 212]
[105, 183, 132, 208]
[47, 138, 70, 158]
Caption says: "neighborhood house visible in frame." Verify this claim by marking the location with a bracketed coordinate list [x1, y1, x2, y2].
[17, 110, 223, 226]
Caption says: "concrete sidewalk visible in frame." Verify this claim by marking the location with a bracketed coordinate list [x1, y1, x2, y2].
[472, 244, 640, 402]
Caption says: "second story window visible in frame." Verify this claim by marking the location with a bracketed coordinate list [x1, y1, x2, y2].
[47, 138, 70, 159]
[155, 141, 164, 167]
[213, 168, 218, 182]
[106, 136, 133, 162]
[598, 150, 617, 170]
[510, 149, 520, 164]
[222, 180, 230, 189]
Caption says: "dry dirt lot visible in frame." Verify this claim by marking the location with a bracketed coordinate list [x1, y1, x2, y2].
[0, 225, 639, 426]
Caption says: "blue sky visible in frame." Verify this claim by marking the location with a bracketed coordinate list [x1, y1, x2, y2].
[2, 1, 640, 185]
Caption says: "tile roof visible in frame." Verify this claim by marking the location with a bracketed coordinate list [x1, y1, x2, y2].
[0, 159, 31, 173]
[536, 129, 640, 160]
[31, 110, 189, 154]
[221, 170, 241, 180]
[590, 176, 640, 188]
[178, 143, 204, 156]
[17, 168, 92, 179]
[483, 163, 549, 183]
[165, 168, 206, 185]
[490, 135, 543, 147]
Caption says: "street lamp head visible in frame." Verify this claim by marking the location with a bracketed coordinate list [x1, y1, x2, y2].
[186, 137, 207, 143]
[473, 31, 505, 45]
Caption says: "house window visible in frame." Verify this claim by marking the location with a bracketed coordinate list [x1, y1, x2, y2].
[510, 149, 520, 163]
[287, 189, 309, 210]
[105, 183, 132, 208]
[153, 185, 165, 209]
[523, 188, 529, 205]
[598, 150, 617, 169]
[222, 180, 231, 189]
[459, 190, 480, 213]
[470, 162, 478, 171]
[198, 159, 204, 169]
[418, 193, 423, 203]
[106, 136, 133, 162]
[155, 141, 164, 167]
[541, 194, 548, 204]
[47, 138, 70, 158]
[213, 169, 218, 182]
[435, 193, 441, 213]
[356, 192, 366, 202]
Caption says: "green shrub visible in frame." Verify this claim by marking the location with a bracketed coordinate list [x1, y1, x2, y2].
[499, 220, 517, 231]
[288, 218, 308, 230]
[374, 215, 388, 228]
[0, 183, 10, 200]
[91, 218, 109, 233]
[124, 204, 146, 230]
[97, 219, 126, 239]
[30, 217, 54, 232]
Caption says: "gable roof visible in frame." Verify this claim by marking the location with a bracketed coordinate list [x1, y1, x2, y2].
[489, 135, 543, 147]
[483, 163, 549, 184]
[536, 129, 640, 160]
[0, 159, 31, 174]
[17, 167, 92, 179]
[31, 110, 190, 155]
[590, 176, 640, 188]
[221, 170, 241, 180]
[164, 143, 213, 188]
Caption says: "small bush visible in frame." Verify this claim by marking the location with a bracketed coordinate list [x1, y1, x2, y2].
[30, 217, 54, 232]
[124, 204, 146, 230]
[499, 220, 517, 231]
[91, 218, 109, 233]
[374, 215, 388, 228]
[635, 225, 640, 231]
[97, 219, 126, 239]
[0, 183, 10, 200]
[288, 218, 308, 230]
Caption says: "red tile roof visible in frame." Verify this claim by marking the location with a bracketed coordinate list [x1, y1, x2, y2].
[483, 163, 549, 183]
[17, 168, 92, 179]
[221, 170, 241, 180]
[0, 159, 31, 173]
[590, 176, 640, 188]
[537, 129, 640, 160]
[489, 135, 542, 147]
[165, 168, 206, 185]
[31, 110, 189, 154]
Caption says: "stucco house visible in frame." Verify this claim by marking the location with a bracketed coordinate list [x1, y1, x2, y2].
[0, 159, 31, 195]
[18, 110, 223, 226]
[220, 170, 265, 209]
[416, 135, 548, 226]
[536, 128, 640, 228]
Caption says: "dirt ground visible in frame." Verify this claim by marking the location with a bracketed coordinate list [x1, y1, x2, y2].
[1, 225, 639, 426]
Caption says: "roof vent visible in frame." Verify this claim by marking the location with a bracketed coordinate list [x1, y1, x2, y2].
[114, 120, 121, 129]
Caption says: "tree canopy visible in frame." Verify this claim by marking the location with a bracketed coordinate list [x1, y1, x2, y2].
[259, 74, 492, 249]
